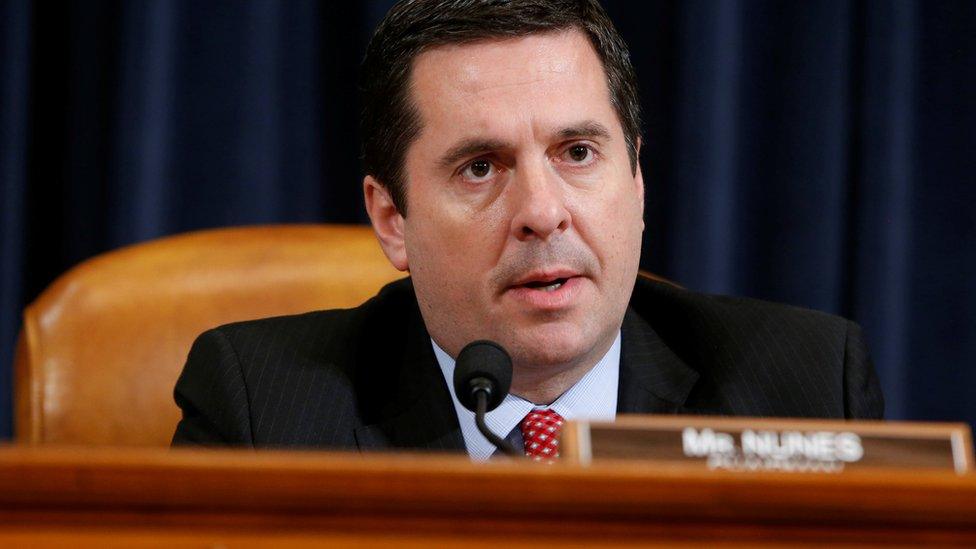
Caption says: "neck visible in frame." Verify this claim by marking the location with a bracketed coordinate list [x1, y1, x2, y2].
[509, 333, 617, 405]
[510, 365, 590, 405]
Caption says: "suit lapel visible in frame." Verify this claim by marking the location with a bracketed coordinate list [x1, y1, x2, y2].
[354, 288, 465, 452]
[618, 307, 700, 415]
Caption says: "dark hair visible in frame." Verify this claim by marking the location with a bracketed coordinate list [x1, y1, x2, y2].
[359, 0, 641, 215]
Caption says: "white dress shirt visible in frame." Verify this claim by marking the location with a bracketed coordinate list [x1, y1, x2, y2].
[433, 332, 621, 461]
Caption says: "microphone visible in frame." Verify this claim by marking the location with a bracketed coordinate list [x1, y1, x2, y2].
[453, 340, 521, 458]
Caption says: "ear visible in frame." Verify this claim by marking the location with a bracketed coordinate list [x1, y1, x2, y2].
[634, 138, 645, 230]
[363, 176, 409, 271]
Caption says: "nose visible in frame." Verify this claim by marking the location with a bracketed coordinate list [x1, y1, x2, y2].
[509, 160, 571, 241]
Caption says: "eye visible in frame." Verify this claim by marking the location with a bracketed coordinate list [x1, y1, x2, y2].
[564, 144, 594, 164]
[461, 159, 496, 181]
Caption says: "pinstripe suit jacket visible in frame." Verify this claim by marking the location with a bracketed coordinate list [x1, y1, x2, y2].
[172, 276, 884, 450]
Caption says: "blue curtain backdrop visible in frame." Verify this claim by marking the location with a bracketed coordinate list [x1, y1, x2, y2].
[1, 0, 974, 438]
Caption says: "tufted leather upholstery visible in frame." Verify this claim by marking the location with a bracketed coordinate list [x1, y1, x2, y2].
[14, 224, 404, 446]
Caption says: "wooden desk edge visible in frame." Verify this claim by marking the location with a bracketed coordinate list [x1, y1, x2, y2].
[0, 445, 973, 525]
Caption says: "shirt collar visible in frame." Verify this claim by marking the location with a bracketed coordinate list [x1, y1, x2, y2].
[433, 333, 621, 461]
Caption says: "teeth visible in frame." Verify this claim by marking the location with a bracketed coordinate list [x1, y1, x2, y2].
[540, 282, 563, 292]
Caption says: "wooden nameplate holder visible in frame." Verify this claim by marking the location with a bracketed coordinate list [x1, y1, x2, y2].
[562, 415, 974, 474]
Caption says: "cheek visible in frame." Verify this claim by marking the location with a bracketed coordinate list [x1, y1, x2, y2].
[404, 206, 495, 286]
[571, 178, 642, 231]
[567, 180, 644, 271]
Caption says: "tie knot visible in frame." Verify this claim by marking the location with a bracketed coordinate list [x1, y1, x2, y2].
[520, 409, 565, 462]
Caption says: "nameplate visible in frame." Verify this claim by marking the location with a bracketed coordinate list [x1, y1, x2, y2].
[561, 416, 973, 474]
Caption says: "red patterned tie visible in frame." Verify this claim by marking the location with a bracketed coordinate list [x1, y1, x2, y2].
[520, 409, 565, 462]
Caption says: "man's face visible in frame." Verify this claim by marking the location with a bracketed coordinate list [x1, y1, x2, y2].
[375, 30, 644, 381]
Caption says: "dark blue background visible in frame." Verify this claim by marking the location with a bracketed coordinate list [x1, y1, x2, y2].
[2, 1, 974, 438]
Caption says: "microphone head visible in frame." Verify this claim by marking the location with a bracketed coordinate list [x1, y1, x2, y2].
[453, 340, 513, 413]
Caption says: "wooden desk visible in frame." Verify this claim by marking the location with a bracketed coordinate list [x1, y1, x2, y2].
[0, 445, 974, 547]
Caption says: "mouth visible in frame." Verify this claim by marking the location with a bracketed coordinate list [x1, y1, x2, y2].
[510, 269, 581, 291]
[503, 270, 585, 310]
[520, 277, 571, 292]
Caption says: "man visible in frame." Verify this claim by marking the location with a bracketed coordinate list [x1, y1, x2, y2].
[172, 0, 883, 458]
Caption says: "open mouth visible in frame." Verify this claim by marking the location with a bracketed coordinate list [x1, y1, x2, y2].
[521, 277, 570, 292]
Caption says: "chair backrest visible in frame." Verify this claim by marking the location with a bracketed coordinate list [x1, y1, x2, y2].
[14, 224, 405, 446]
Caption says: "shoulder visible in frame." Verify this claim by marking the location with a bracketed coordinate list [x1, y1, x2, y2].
[173, 277, 421, 446]
[630, 275, 850, 354]
[629, 276, 878, 418]
[202, 276, 417, 365]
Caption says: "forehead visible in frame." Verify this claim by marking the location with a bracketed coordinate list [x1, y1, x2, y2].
[407, 29, 620, 146]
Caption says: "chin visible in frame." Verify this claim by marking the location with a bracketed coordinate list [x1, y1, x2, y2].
[501, 323, 598, 369]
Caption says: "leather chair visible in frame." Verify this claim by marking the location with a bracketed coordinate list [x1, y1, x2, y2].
[14, 224, 404, 446]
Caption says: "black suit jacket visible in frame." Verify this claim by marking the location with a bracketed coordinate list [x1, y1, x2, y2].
[172, 276, 884, 450]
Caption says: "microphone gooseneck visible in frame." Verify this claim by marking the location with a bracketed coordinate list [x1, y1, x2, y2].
[453, 340, 521, 458]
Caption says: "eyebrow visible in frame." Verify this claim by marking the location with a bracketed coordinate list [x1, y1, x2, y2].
[436, 120, 614, 169]
[438, 138, 510, 169]
[557, 120, 613, 141]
